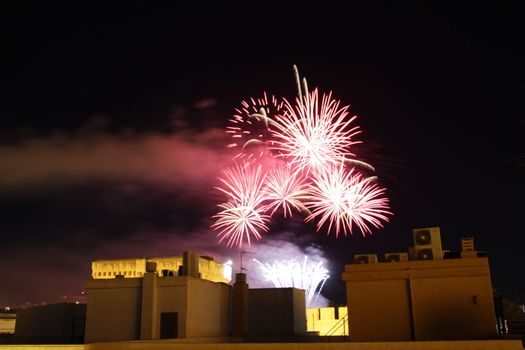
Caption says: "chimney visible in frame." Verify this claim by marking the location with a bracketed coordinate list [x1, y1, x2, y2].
[145, 261, 157, 273]
[141, 261, 158, 339]
[182, 251, 199, 278]
[232, 273, 249, 337]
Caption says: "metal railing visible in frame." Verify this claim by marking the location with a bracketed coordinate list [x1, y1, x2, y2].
[325, 313, 349, 340]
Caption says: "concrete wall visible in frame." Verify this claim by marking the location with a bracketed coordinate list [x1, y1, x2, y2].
[306, 307, 348, 335]
[83, 340, 524, 350]
[248, 288, 306, 336]
[411, 275, 496, 340]
[1, 340, 525, 350]
[85, 274, 231, 343]
[0, 346, 83, 350]
[85, 279, 142, 343]
[291, 289, 307, 335]
[14, 303, 85, 342]
[153, 277, 230, 339]
[185, 279, 230, 338]
[0, 340, 523, 350]
[346, 279, 412, 341]
[154, 277, 188, 339]
[342, 257, 498, 341]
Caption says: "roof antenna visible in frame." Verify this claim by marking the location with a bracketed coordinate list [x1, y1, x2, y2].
[240, 250, 256, 273]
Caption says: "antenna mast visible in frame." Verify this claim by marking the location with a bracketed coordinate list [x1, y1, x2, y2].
[240, 251, 255, 273]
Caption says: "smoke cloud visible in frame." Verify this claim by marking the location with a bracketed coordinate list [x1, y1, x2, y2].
[0, 125, 230, 192]
[0, 116, 332, 307]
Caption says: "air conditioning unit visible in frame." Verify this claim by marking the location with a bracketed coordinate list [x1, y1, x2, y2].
[354, 254, 378, 264]
[412, 227, 443, 260]
[384, 252, 408, 262]
[460, 237, 477, 258]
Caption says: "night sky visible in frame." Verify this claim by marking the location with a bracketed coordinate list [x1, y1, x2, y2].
[2, 2, 524, 307]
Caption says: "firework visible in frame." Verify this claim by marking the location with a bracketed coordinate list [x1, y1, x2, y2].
[263, 164, 310, 218]
[226, 92, 283, 162]
[254, 256, 329, 307]
[212, 66, 392, 247]
[212, 163, 270, 248]
[270, 89, 362, 173]
[305, 164, 392, 237]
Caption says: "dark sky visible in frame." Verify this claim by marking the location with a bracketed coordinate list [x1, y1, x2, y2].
[1, 2, 524, 307]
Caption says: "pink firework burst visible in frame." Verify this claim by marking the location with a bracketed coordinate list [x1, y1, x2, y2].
[226, 92, 283, 162]
[305, 164, 391, 238]
[213, 66, 393, 247]
[270, 89, 362, 173]
[263, 164, 310, 218]
[212, 163, 270, 248]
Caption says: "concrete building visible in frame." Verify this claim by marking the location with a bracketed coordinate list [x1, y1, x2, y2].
[306, 307, 348, 336]
[85, 251, 230, 342]
[4, 231, 524, 350]
[86, 251, 308, 343]
[0, 312, 15, 335]
[249, 288, 306, 336]
[14, 303, 86, 343]
[230, 272, 307, 339]
[342, 228, 497, 341]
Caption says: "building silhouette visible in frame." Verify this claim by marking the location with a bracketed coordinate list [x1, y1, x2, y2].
[8, 227, 523, 349]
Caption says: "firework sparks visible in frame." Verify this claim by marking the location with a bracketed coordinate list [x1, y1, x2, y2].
[270, 89, 362, 173]
[212, 66, 392, 248]
[212, 163, 270, 248]
[226, 93, 283, 162]
[263, 164, 310, 218]
[305, 164, 392, 237]
[254, 256, 329, 307]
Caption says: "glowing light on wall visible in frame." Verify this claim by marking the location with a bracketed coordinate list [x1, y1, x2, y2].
[223, 259, 233, 281]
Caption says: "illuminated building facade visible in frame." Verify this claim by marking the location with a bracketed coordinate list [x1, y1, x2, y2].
[306, 306, 348, 336]
[91, 255, 232, 284]
[0, 311, 15, 335]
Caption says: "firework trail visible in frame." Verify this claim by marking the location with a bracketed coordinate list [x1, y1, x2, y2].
[305, 164, 392, 237]
[212, 66, 392, 248]
[212, 163, 270, 248]
[254, 256, 329, 307]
